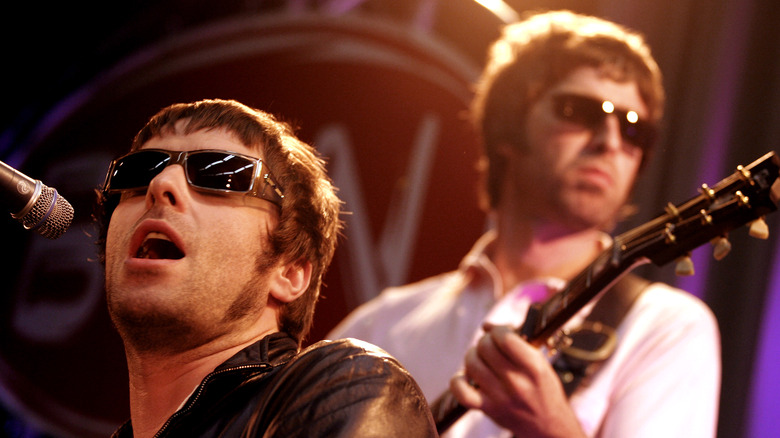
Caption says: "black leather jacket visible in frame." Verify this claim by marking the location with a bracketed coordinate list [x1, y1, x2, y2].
[111, 332, 438, 437]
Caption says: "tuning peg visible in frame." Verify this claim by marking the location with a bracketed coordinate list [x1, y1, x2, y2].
[749, 217, 769, 239]
[711, 236, 732, 260]
[675, 254, 695, 276]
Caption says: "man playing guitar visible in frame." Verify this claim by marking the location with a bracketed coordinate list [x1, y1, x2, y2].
[329, 10, 721, 438]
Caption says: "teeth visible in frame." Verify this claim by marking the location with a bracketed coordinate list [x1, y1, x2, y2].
[143, 232, 171, 244]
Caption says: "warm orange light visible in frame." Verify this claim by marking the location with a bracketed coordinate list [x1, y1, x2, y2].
[473, 0, 519, 23]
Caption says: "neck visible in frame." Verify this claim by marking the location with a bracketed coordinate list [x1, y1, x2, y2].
[122, 332, 272, 437]
[490, 214, 606, 296]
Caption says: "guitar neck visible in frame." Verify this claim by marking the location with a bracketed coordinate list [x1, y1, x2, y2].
[520, 251, 647, 344]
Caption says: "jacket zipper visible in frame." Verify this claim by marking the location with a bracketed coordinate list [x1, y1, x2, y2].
[153, 363, 269, 438]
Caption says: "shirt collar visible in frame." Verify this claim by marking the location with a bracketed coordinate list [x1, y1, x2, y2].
[458, 229, 613, 301]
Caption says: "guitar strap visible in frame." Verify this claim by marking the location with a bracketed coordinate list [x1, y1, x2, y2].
[552, 273, 650, 397]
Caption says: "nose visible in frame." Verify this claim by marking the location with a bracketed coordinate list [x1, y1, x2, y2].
[589, 114, 623, 154]
[145, 164, 189, 210]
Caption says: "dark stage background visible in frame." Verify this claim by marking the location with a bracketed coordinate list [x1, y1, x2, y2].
[0, 1, 778, 437]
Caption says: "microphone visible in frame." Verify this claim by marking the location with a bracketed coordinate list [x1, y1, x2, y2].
[0, 159, 74, 239]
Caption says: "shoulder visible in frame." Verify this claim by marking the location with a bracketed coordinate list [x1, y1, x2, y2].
[294, 338, 420, 386]
[618, 281, 720, 357]
[370, 271, 463, 308]
[327, 270, 461, 339]
[298, 337, 400, 366]
[266, 338, 437, 436]
[633, 282, 718, 329]
[162, 338, 437, 437]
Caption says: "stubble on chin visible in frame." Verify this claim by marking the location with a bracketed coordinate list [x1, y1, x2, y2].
[105, 275, 213, 355]
[556, 186, 624, 232]
[106, 267, 271, 356]
[109, 301, 203, 356]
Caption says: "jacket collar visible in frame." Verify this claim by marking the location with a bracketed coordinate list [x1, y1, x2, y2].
[216, 331, 299, 371]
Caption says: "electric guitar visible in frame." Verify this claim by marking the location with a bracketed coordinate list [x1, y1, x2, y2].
[431, 151, 780, 433]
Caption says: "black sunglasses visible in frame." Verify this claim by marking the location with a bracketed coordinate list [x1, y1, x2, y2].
[103, 149, 284, 207]
[551, 93, 657, 151]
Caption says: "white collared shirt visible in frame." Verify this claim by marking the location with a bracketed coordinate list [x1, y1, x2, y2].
[328, 231, 721, 438]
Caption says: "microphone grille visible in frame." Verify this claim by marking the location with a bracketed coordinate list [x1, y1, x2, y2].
[16, 184, 75, 239]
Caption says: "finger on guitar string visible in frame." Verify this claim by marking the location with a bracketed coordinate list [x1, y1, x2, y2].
[449, 368, 484, 409]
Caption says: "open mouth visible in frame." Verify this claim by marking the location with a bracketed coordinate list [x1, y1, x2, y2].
[135, 232, 185, 260]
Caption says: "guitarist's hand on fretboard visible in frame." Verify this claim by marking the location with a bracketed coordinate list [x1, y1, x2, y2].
[447, 323, 586, 438]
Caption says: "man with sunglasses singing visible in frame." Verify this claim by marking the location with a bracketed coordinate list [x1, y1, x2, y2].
[97, 99, 437, 437]
[329, 10, 720, 438]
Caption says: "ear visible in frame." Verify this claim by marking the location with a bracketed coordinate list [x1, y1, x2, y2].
[269, 258, 312, 303]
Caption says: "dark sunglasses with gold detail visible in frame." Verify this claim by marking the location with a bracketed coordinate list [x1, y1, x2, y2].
[551, 93, 657, 151]
[102, 149, 285, 207]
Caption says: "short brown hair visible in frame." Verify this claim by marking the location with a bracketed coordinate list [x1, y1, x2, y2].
[97, 99, 342, 346]
[473, 10, 665, 209]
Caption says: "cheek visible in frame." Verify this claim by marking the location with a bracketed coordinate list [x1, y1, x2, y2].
[105, 200, 145, 261]
[525, 119, 584, 170]
[618, 156, 642, 190]
[207, 211, 271, 255]
[523, 114, 550, 153]
[105, 207, 128, 257]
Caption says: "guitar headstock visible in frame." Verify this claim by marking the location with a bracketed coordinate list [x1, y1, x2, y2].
[520, 151, 780, 344]
[619, 151, 780, 271]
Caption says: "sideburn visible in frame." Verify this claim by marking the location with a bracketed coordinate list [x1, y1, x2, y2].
[223, 250, 274, 323]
